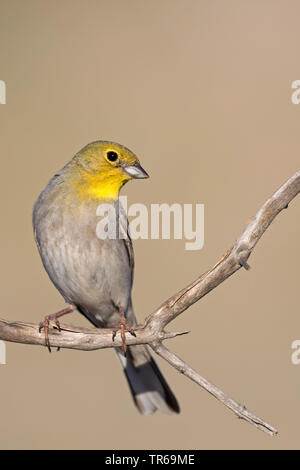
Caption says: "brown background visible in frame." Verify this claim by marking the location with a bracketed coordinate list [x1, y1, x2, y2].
[0, 0, 299, 450]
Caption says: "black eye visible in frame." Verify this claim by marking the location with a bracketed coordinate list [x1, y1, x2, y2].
[107, 151, 118, 162]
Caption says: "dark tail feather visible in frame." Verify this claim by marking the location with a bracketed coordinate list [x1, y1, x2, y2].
[116, 344, 180, 415]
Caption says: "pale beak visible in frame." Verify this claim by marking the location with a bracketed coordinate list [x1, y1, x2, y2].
[123, 162, 149, 179]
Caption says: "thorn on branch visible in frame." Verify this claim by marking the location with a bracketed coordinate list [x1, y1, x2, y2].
[161, 330, 190, 340]
[239, 258, 251, 271]
[236, 243, 251, 270]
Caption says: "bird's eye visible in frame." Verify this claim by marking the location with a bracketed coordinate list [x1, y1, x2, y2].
[106, 151, 118, 162]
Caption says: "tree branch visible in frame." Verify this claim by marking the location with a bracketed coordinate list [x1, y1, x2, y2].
[1, 170, 300, 437]
[151, 342, 278, 436]
[146, 170, 300, 330]
[0, 318, 188, 351]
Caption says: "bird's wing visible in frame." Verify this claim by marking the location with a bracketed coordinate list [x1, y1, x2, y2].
[123, 236, 134, 274]
[118, 201, 134, 278]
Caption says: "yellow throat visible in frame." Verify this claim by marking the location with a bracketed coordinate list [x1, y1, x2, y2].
[71, 169, 130, 201]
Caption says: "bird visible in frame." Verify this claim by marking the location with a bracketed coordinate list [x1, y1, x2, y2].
[32, 140, 180, 416]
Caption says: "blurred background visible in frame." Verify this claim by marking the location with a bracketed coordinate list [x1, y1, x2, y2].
[0, 0, 299, 450]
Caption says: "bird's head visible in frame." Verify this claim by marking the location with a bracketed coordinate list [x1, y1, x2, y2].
[67, 141, 149, 201]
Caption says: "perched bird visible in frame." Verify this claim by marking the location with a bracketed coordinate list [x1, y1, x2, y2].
[33, 141, 180, 415]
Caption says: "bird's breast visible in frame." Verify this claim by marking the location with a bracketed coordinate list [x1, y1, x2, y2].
[33, 192, 133, 325]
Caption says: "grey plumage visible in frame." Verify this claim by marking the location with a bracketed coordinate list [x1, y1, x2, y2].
[32, 141, 179, 415]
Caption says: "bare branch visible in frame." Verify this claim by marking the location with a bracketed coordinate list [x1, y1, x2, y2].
[151, 342, 278, 437]
[0, 318, 187, 351]
[146, 170, 300, 330]
[1, 170, 299, 436]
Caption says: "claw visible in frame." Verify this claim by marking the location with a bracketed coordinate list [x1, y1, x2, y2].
[38, 306, 74, 353]
[39, 316, 52, 352]
[112, 306, 136, 355]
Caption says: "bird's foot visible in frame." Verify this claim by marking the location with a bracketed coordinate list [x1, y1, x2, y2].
[39, 305, 74, 353]
[112, 307, 136, 355]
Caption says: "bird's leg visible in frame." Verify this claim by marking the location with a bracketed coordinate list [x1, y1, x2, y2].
[39, 305, 75, 353]
[112, 305, 136, 354]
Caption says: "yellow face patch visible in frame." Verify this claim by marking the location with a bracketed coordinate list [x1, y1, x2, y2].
[71, 166, 131, 201]
[66, 141, 140, 202]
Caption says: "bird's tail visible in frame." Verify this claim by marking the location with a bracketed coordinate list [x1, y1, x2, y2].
[115, 344, 180, 415]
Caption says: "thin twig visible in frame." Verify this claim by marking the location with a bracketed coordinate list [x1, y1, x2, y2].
[151, 342, 277, 437]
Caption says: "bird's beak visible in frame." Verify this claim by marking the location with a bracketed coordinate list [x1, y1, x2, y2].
[123, 162, 149, 179]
